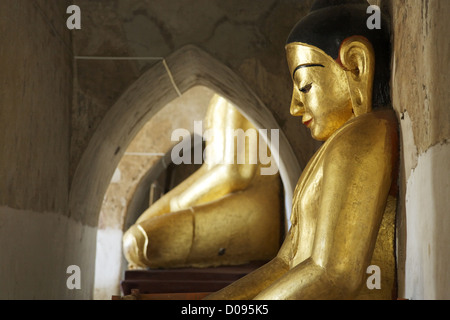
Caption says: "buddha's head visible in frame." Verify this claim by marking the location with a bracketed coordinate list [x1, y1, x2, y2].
[286, 0, 391, 141]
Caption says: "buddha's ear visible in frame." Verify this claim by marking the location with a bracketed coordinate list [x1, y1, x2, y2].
[339, 36, 375, 116]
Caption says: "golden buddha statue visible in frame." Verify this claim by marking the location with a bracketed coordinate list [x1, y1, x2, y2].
[205, 0, 399, 300]
[122, 94, 282, 269]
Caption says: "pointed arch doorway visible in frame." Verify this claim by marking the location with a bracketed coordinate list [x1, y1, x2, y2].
[68, 45, 300, 299]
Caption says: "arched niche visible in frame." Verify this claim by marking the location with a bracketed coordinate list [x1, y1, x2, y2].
[69, 44, 300, 228]
[68, 45, 301, 298]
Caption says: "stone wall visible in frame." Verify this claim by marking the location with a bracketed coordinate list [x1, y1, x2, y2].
[0, 0, 94, 299]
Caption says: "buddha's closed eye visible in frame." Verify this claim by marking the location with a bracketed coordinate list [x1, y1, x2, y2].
[300, 83, 312, 93]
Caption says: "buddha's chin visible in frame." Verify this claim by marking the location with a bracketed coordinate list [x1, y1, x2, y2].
[310, 127, 331, 142]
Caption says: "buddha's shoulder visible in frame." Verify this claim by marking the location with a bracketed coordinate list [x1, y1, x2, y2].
[325, 109, 399, 158]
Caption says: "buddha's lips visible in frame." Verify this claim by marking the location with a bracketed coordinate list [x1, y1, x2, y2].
[303, 119, 312, 127]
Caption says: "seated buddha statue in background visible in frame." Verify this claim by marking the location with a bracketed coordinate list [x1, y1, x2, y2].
[205, 0, 399, 300]
[123, 94, 283, 270]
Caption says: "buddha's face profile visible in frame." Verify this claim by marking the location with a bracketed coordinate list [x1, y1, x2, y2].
[286, 43, 354, 141]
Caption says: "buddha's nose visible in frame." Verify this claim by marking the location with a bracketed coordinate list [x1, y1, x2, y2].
[290, 98, 305, 116]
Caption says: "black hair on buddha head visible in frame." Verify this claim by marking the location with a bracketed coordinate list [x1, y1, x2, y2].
[287, 0, 391, 109]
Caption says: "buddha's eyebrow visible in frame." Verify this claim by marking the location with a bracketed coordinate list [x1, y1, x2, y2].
[293, 63, 325, 79]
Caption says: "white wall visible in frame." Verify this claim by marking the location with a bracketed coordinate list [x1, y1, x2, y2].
[94, 229, 124, 300]
[0, 206, 96, 299]
[403, 143, 450, 300]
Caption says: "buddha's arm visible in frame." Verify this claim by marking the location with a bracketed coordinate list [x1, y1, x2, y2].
[255, 121, 396, 300]
[204, 235, 291, 300]
[253, 257, 344, 300]
[135, 165, 210, 223]
[171, 106, 258, 211]
[136, 161, 257, 222]
[170, 162, 257, 211]
[137, 104, 258, 220]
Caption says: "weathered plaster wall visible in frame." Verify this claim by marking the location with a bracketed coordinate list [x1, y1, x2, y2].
[0, 0, 71, 213]
[0, 0, 94, 299]
[389, 0, 450, 299]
